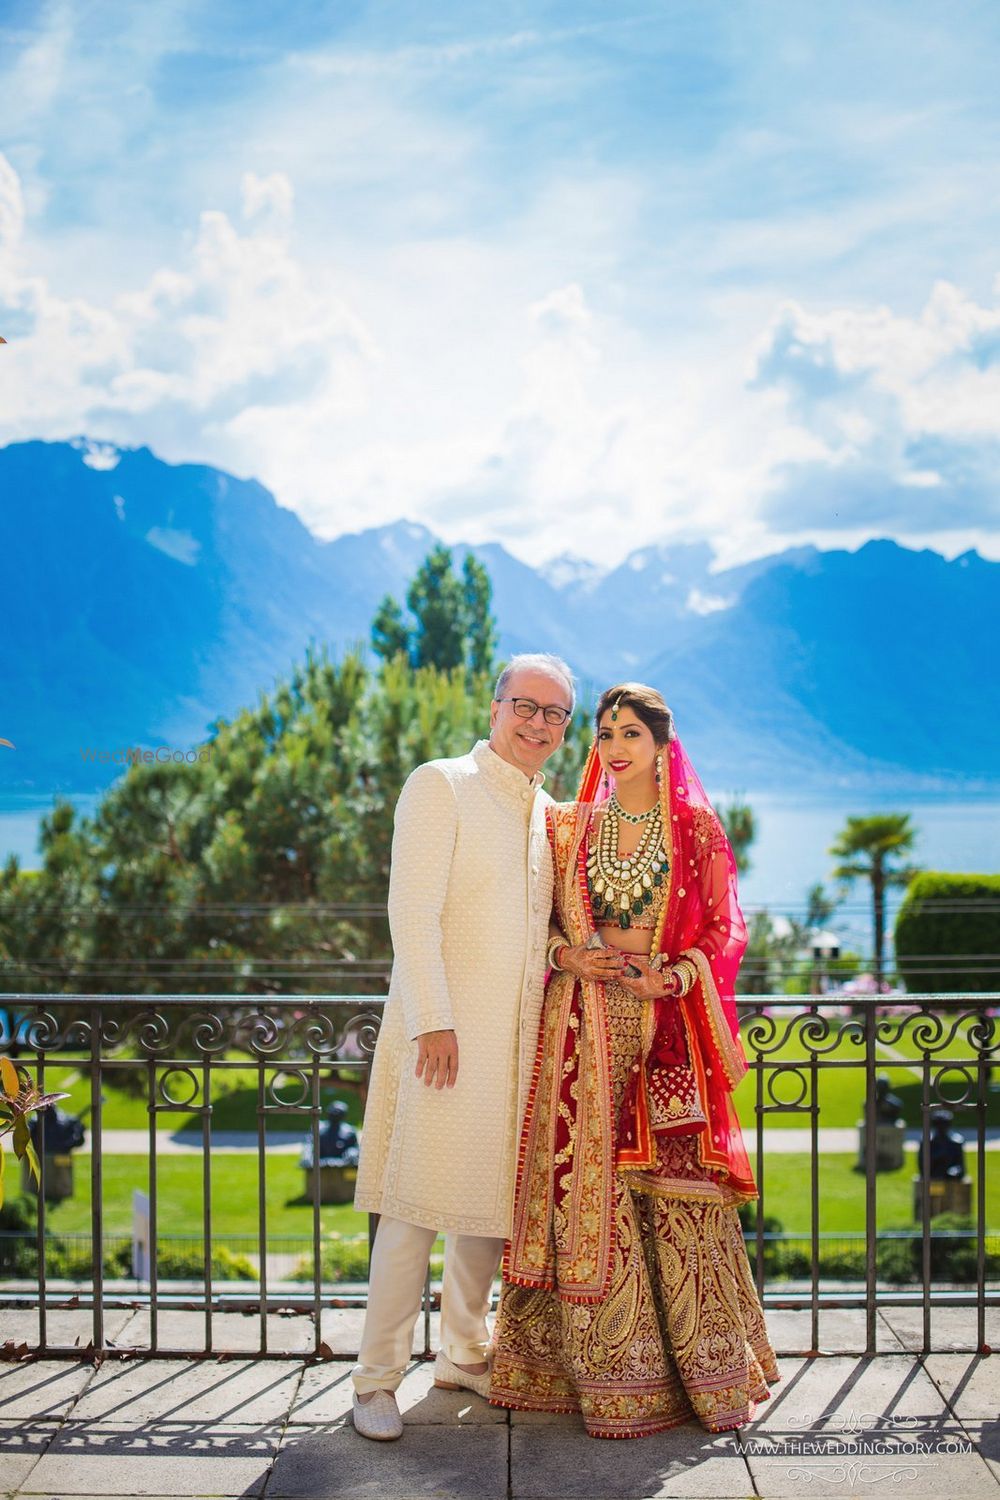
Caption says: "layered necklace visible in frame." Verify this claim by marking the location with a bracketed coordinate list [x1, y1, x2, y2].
[587, 793, 668, 928]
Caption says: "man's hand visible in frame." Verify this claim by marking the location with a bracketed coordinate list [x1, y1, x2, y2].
[415, 1029, 459, 1089]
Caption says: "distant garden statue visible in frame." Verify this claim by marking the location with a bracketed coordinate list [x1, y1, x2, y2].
[855, 1073, 906, 1173]
[913, 1108, 972, 1220]
[23, 1105, 86, 1202]
[299, 1100, 360, 1205]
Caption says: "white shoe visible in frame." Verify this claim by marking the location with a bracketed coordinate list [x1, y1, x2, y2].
[433, 1350, 492, 1399]
[352, 1389, 403, 1441]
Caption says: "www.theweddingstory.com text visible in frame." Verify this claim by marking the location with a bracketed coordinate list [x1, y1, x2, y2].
[741, 1436, 973, 1456]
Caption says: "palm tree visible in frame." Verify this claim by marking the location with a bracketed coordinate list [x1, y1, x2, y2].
[719, 798, 756, 876]
[830, 815, 920, 988]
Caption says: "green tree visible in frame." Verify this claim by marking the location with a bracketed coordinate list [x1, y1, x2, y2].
[0, 804, 97, 996]
[407, 544, 467, 671]
[0, 644, 506, 997]
[370, 546, 499, 679]
[830, 814, 920, 988]
[462, 554, 497, 678]
[803, 881, 843, 994]
[805, 881, 838, 930]
[371, 595, 410, 663]
[739, 909, 811, 995]
[719, 798, 756, 875]
[895, 872, 1000, 994]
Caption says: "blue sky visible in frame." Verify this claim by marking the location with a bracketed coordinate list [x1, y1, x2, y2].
[2, 0, 1000, 567]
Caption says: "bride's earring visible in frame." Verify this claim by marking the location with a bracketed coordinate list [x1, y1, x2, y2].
[655, 752, 663, 787]
[602, 771, 610, 795]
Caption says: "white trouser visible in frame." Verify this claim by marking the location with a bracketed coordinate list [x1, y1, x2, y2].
[352, 1215, 503, 1394]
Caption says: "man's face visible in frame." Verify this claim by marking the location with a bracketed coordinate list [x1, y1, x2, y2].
[489, 668, 572, 777]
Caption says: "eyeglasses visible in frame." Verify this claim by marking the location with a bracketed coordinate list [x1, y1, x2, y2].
[497, 697, 572, 726]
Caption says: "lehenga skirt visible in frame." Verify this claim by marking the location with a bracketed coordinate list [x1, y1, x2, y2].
[489, 978, 779, 1439]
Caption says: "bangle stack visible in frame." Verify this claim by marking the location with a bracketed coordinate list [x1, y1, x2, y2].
[547, 936, 568, 971]
[670, 957, 698, 997]
[651, 954, 698, 997]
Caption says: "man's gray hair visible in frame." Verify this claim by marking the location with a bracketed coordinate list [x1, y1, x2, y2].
[494, 653, 576, 709]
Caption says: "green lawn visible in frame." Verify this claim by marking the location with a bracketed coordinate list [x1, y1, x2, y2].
[38, 1153, 369, 1241]
[733, 1013, 1000, 1130]
[27, 1151, 998, 1243]
[752, 1152, 999, 1233]
[39, 1063, 365, 1132]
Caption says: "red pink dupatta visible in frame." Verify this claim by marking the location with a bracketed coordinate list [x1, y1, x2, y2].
[504, 731, 756, 1304]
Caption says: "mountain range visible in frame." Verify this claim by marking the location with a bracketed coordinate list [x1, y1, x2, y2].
[1, 437, 997, 795]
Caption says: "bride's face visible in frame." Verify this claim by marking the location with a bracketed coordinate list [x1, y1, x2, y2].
[596, 708, 659, 790]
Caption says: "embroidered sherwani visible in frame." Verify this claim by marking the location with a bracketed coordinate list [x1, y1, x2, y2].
[354, 739, 553, 1237]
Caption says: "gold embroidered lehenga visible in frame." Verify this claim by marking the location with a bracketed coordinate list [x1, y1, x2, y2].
[489, 734, 778, 1439]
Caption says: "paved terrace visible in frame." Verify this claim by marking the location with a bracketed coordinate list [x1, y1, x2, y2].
[1, 1305, 997, 1499]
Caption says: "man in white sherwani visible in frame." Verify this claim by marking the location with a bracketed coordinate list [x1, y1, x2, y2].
[351, 653, 574, 1440]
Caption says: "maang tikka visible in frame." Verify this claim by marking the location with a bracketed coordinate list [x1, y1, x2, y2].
[604, 695, 624, 797]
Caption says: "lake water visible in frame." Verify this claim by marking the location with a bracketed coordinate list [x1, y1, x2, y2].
[1, 787, 997, 959]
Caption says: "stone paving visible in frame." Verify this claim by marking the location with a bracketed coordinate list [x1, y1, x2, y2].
[1, 1306, 997, 1498]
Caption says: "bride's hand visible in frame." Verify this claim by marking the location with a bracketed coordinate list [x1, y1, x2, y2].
[616, 954, 679, 1002]
[558, 943, 628, 983]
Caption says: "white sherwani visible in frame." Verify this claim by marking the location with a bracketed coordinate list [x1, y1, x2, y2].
[354, 739, 553, 1238]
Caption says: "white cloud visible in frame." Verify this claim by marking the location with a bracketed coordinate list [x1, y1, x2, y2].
[0, 151, 378, 468]
[2, 133, 999, 569]
[241, 171, 294, 227]
[752, 280, 1000, 537]
[0, 153, 24, 249]
[686, 588, 734, 616]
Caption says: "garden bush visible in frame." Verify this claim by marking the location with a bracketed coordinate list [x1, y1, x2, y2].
[0, 1195, 38, 1274]
[291, 1233, 446, 1283]
[152, 1243, 256, 1280]
[291, 1233, 372, 1283]
[737, 1206, 787, 1275]
[0, 1216, 255, 1281]
[895, 872, 1000, 992]
[877, 1215, 1000, 1283]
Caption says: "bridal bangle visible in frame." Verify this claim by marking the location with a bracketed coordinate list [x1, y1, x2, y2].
[671, 957, 698, 997]
[651, 954, 698, 998]
[547, 936, 569, 971]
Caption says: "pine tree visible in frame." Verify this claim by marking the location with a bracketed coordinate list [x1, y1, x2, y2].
[407, 545, 467, 670]
[371, 596, 410, 663]
[462, 554, 497, 678]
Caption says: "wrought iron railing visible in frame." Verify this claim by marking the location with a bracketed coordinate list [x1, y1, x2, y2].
[0, 992, 996, 1359]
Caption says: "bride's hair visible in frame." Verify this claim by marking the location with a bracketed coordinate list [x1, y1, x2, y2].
[595, 682, 675, 744]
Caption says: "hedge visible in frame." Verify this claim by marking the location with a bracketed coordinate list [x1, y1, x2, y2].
[894, 871, 1000, 993]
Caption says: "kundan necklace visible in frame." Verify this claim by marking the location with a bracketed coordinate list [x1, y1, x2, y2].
[609, 792, 655, 825]
[587, 795, 669, 928]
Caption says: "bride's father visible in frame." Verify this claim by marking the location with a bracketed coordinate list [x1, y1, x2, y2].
[351, 652, 574, 1440]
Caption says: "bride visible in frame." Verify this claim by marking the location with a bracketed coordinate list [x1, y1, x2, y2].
[489, 682, 778, 1438]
